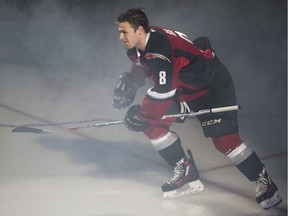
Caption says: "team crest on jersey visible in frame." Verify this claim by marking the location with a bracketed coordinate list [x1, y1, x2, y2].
[145, 53, 171, 63]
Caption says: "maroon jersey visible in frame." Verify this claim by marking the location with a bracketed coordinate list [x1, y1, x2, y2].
[126, 26, 219, 124]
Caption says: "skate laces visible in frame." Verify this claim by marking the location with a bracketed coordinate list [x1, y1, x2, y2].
[256, 167, 270, 195]
[167, 158, 188, 184]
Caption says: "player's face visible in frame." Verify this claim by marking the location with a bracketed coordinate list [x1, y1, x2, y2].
[118, 22, 141, 49]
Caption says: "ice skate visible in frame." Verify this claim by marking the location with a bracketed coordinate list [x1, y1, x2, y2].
[162, 149, 204, 198]
[255, 167, 282, 210]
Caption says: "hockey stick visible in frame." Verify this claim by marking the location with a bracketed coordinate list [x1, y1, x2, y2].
[11, 105, 240, 134]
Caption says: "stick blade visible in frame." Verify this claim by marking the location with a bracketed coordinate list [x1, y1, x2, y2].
[11, 126, 48, 134]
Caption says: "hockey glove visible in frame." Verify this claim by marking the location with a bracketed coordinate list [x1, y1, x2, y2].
[166, 101, 191, 123]
[176, 101, 191, 123]
[113, 72, 137, 109]
[124, 104, 148, 132]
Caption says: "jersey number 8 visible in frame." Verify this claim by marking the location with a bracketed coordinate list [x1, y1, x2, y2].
[159, 71, 167, 85]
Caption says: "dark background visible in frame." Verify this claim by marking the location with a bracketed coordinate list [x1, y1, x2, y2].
[0, 0, 286, 114]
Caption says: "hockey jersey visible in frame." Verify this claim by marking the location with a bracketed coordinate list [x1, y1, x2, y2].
[126, 26, 219, 123]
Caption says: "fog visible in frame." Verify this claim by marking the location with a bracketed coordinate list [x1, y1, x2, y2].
[0, 0, 286, 111]
[0, 1, 286, 215]
[0, 0, 286, 147]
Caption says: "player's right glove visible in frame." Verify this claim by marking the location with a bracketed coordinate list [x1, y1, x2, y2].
[113, 72, 137, 109]
[124, 104, 148, 132]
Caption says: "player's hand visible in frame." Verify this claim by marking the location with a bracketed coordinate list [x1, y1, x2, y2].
[124, 105, 148, 132]
[113, 72, 137, 109]
[175, 101, 191, 123]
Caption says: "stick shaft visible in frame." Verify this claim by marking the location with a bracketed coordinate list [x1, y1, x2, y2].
[210, 105, 240, 113]
[68, 120, 124, 131]
[162, 105, 240, 119]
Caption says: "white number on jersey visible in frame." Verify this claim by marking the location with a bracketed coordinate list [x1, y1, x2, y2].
[159, 71, 167, 85]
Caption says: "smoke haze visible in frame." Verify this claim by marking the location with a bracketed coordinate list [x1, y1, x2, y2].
[0, 0, 286, 147]
[0, 0, 286, 111]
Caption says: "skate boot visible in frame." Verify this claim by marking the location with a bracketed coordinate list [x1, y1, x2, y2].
[256, 167, 282, 209]
[162, 149, 204, 198]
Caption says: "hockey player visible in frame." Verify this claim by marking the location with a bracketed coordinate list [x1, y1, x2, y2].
[112, 7, 282, 209]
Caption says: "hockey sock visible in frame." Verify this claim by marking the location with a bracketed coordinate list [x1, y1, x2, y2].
[225, 142, 263, 181]
[158, 138, 185, 166]
[150, 132, 185, 166]
[235, 152, 264, 181]
[212, 135, 264, 181]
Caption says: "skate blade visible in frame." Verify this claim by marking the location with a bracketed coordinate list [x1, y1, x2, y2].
[163, 180, 204, 199]
[260, 191, 282, 210]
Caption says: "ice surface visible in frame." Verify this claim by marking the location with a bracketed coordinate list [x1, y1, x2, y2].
[0, 67, 286, 216]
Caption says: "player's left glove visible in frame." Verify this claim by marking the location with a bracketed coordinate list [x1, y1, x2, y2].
[165, 101, 191, 123]
[175, 101, 191, 123]
[124, 104, 148, 132]
[113, 72, 137, 109]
